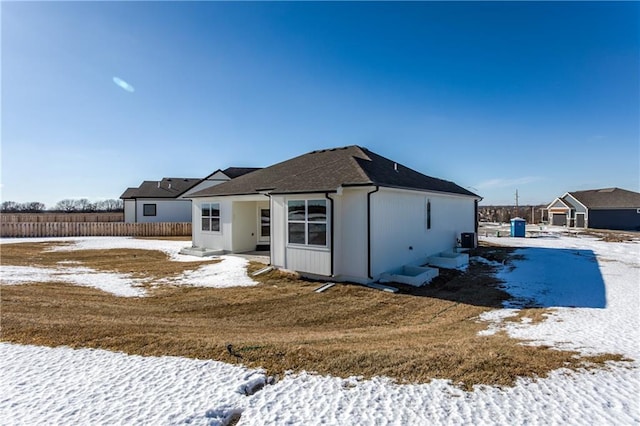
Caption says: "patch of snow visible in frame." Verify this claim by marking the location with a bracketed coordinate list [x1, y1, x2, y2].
[477, 309, 519, 336]
[0, 236, 203, 262]
[470, 256, 503, 267]
[479, 235, 640, 360]
[240, 368, 639, 425]
[2, 235, 639, 424]
[2, 343, 637, 425]
[0, 343, 264, 425]
[45, 236, 200, 262]
[165, 256, 257, 288]
[0, 237, 258, 295]
[0, 265, 145, 297]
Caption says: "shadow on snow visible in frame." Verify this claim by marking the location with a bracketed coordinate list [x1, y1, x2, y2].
[393, 246, 607, 310]
[496, 247, 607, 309]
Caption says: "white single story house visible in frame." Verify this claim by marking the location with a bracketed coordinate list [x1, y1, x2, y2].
[546, 187, 640, 231]
[120, 168, 260, 223]
[187, 146, 481, 284]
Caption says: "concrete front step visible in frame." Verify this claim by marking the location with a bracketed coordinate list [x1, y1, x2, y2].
[379, 265, 439, 287]
[179, 247, 224, 257]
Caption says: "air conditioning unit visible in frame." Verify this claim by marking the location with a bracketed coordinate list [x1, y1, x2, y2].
[460, 232, 476, 249]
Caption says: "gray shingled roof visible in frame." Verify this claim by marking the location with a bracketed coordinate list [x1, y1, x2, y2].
[120, 187, 138, 199]
[120, 168, 259, 200]
[568, 188, 640, 209]
[190, 146, 478, 198]
[120, 178, 200, 199]
[222, 167, 262, 179]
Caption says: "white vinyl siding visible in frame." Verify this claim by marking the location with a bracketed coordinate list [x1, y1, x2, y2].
[134, 199, 192, 223]
[370, 188, 475, 279]
[334, 188, 368, 281]
[192, 199, 232, 250]
[123, 200, 136, 223]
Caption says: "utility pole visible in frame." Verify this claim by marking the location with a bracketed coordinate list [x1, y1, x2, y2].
[514, 189, 519, 218]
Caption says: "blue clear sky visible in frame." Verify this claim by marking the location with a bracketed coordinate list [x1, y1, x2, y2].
[2, 1, 638, 207]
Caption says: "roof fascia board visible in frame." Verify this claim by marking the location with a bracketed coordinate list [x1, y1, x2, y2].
[268, 189, 339, 196]
[179, 177, 232, 199]
[375, 184, 482, 200]
[187, 191, 264, 199]
[133, 197, 191, 202]
[342, 182, 478, 199]
[189, 194, 269, 202]
[546, 197, 571, 210]
[200, 169, 226, 180]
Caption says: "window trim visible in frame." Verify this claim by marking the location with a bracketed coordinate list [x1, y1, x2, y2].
[287, 199, 328, 247]
[142, 203, 157, 217]
[201, 202, 221, 233]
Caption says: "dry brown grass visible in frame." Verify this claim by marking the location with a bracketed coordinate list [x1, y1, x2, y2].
[135, 236, 192, 241]
[579, 229, 639, 242]
[0, 242, 628, 390]
[0, 242, 217, 283]
[505, 308, 553, 325]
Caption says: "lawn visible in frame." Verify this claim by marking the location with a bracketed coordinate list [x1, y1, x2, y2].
[0, 239, 624, 390]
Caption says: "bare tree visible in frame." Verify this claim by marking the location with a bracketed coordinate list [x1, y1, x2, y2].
[74, 198, 96, 212]
[22, 202, 46, 213]
[1, 201, 20, 212]
[96, 199, 123, 211]
[55, 199, 77, 212]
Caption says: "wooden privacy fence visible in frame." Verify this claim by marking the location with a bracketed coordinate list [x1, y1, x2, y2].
[1, 222, 192, 238]
[1, 213, 124, 223]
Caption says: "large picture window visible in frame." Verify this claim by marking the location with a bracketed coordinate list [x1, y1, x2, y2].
[288, 199, 327, 246]
[201, 203, 220, 232]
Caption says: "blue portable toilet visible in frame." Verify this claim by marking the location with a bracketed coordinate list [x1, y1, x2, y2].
[510, 217, 526, 238]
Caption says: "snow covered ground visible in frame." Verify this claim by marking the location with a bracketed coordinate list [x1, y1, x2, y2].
[479, 233, 640, 359]
[0, 237, 256, 295]
[1, 234, 639, 425]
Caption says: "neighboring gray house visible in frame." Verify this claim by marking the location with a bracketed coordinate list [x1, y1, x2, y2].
[546, 187, 640, 231]
[186, 146, 480, 284]
[120, 168, 259, 223]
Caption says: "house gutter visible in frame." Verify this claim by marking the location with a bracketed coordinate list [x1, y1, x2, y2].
[324, 192, 335, 277]
[367, 186, 380, 279]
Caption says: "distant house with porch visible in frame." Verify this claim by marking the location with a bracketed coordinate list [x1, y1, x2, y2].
[120, 168, 259, 223]
[186, 146, 480, 284]
[546, 187, 640, 231]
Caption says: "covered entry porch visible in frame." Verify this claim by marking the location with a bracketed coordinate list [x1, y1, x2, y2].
[227, 197, 271, 253]
[188, 194, 271, 255]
